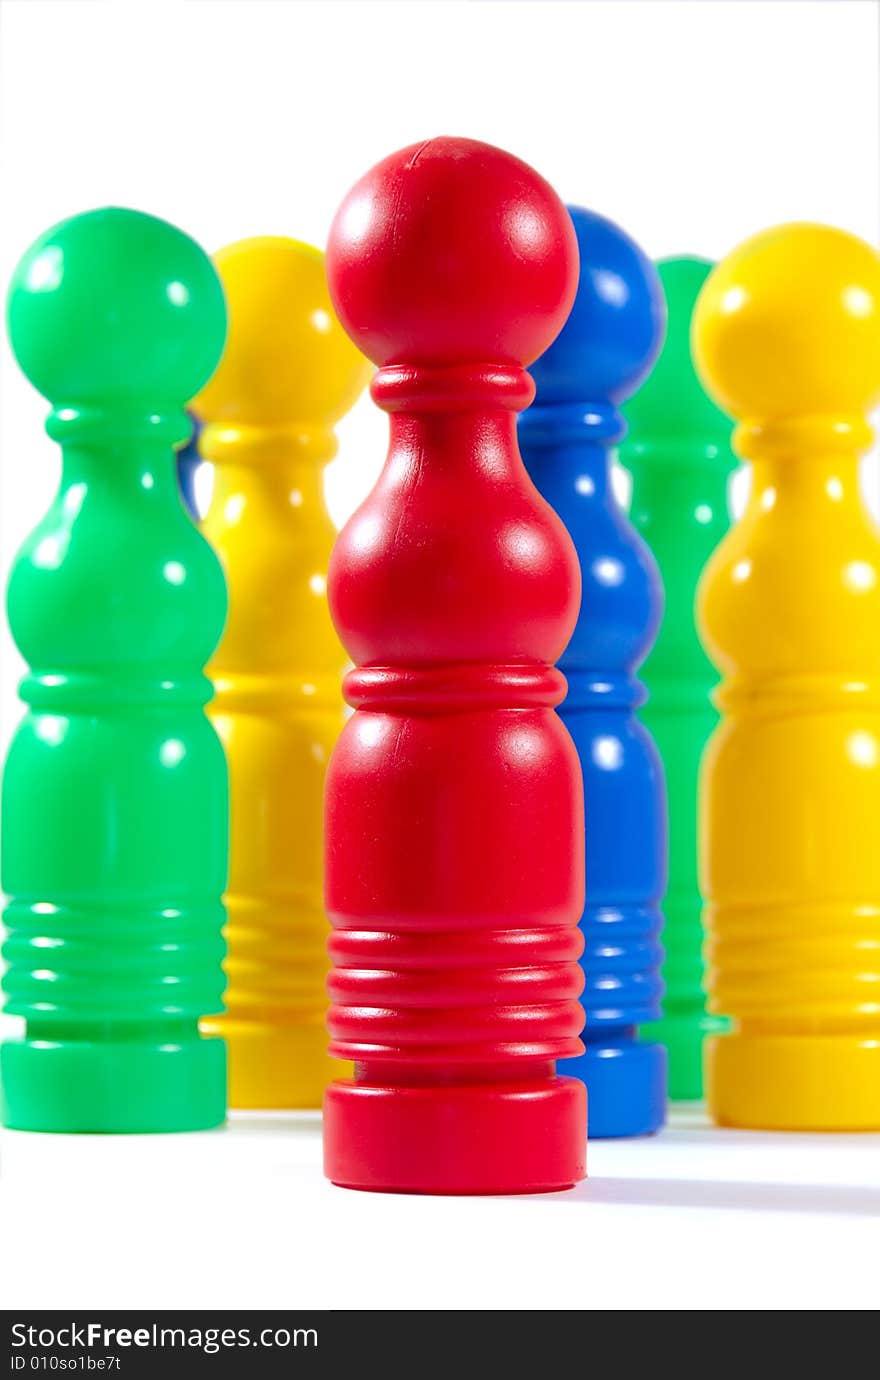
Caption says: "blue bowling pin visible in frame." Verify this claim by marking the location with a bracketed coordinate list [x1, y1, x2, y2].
[519, 207, 668, 1137]
[177, 411, 202, 519]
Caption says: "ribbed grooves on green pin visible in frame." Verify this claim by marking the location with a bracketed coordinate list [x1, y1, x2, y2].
[642, 887, 729, 1101]
[20, 670, 215, 710]
[46, 404, 191, 448]
[622, 436, 737, 469]
[640, 674, 719, 710]
[651, 890, 708, 1009]
[642, 691, 716, 720]
[2, 897, 226, 1023]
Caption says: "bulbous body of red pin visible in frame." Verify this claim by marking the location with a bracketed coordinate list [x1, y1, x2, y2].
[322, 137, 587, 1194]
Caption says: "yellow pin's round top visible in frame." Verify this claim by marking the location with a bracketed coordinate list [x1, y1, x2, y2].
[692, 222, 880, 430]
[194, 235, 372, 428]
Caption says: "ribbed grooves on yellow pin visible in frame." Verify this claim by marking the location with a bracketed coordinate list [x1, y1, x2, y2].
[200, 421, 337, 467]
[211, 672, 343, 713]
[706, 899, 880, 1022]
[716, 674, 880, 716]
[735, 412, 874, 462]
[2, 897, 226, 1021]
[221, 893, 330, 1019]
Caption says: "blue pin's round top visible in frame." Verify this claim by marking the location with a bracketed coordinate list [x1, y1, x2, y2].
[529, 205, 666, 408]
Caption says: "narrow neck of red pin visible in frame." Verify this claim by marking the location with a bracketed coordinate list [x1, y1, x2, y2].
[370, 362, 535, 492]
[372, 361, 533, 412]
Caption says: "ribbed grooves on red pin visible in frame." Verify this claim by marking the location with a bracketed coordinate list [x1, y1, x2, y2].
[326, 923, 585, 1063]
[344, 662, 567, 714]
[371, 363, 534, 413]
[2, 897, 226, 1022]
[580, 903, 665, 1027]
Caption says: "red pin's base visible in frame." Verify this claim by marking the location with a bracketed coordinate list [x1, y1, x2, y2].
[324, 1076, 587, 1195]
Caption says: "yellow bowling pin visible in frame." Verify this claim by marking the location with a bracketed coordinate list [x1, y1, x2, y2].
[693, 223, 880, 1130]
[194, 237, 371, 1107]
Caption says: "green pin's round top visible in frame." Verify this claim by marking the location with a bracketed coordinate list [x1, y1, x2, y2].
[621, 256, 737, 1101]
[2, 207, 230, 1132]
[624, 258, 736, 444]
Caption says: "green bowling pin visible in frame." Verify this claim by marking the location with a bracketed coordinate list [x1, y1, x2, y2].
[621, 256, 737, 1100]
[2, 207, 229, 1132]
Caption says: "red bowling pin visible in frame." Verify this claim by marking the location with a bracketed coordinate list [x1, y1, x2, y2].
[322, 137, 587, 1194]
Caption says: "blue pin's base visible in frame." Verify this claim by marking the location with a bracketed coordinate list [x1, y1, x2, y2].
[560, 1037, 667, 1139]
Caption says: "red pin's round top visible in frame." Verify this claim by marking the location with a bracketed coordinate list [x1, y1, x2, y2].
[323, 137, 586, 1195]
[327, 135, 577, 367]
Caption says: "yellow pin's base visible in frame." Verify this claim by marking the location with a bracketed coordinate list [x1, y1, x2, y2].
[201, 1017, 351, 1111]
[707, 1032, 880, 1131]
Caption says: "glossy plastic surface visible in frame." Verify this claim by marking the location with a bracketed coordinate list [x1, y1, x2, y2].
[693, 222, 880, 1129]
[176, 412, 202, 519]
[2, 207, 229, 1132]
[621, 257, 736, 1099]
[521, 206, 668, 1138]
[194, 236, 371, 1108]
[324, 137, 587, 1193]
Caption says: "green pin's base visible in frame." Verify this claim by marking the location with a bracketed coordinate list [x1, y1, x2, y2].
[642, 1012, 730, 1102]
[1, 1032, 226, 1134]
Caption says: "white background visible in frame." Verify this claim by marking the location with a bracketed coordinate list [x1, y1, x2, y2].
[0, 0, 879, 1312]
